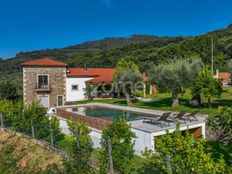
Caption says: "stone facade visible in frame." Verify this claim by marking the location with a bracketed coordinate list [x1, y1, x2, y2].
[23, 67, 66, 107]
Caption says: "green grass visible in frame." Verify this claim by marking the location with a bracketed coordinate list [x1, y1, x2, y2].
[55, 135, 232, 173]
[55, 135, 151, 173]
[56, 134, 73, 151]
[77, 86, 232, 115]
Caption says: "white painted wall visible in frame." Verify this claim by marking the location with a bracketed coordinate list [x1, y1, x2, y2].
[59, 117, 102, 149]
[58, 116, 206, 156]
[132, 128, 153, 155]
[66, 77, 93, 101]
[59, 117, 151, 155]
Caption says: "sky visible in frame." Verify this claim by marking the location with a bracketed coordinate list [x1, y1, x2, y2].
[0, 0, 232, 59]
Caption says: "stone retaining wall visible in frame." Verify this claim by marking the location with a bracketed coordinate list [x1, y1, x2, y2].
[56, 108, 111, 130]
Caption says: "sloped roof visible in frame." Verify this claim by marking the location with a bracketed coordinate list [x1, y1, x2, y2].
[67, 68, 116, 83]
[21, 58, 68, 67]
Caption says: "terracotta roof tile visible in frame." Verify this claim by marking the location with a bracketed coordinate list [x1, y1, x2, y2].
[21, 58, 68, 67]
[67, 68, 116, 83]
[67, 68, 148, 84]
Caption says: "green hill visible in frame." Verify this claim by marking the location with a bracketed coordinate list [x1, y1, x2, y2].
[1, 24, 232, 80]
[0, 35, 185, 80]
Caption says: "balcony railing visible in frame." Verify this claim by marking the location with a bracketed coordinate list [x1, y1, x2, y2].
[35, 83, 51, 91]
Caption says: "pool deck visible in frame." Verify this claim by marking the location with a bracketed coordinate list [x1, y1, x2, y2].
[58, 102, 206, 133]
[128, 117, 205, 133]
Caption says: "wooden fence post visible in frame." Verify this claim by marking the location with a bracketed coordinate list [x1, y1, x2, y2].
[0, 113, 4, 128]
[31, 120, 35, 138]
[108, 137, 114, 174]
[166, 154, 172, 174]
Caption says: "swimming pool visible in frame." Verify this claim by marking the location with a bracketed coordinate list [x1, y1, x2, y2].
[66, 106, 156, 121]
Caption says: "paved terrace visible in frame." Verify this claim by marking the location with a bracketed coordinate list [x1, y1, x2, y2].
[128, 118, 205, 133]
[58, 102, 206, 133]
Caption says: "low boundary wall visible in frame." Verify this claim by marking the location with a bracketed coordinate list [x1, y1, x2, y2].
[57, 107, 111, 130]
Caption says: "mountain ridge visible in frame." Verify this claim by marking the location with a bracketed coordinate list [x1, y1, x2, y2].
[1, 24, 232, 80]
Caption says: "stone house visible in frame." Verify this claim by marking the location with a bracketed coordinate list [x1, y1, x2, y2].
[21, 58, 67, 108]
[21, 57, 156, 108]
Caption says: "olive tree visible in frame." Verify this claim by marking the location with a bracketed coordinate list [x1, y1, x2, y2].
[208, 107, 232, 144]
[0, 99, 14, 128]
[49, 116, 63, 145]
[83, 84, 94, 101]
[143, 123, 226, 174]
[99, 117, 136, 174]
[114, 59, 142, 106]
[64, 120, 93, 174]
[147, 58, 203, 107]
[0, 80, 21, 101]
[23, 102, 48, 138]
[192, 67, 222, 107]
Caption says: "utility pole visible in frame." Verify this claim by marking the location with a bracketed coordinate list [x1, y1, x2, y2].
[211, 36, 214, 76]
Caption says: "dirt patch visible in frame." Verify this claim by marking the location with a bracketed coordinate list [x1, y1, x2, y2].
[0, 129, 64, 173]
[17, 155, 29, 168]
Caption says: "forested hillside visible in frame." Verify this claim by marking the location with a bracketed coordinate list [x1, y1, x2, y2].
[1, 24, 232, 80]
[0, 35, 184, 80]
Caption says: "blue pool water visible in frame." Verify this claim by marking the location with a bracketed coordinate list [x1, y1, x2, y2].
[70, 106, 153, 121]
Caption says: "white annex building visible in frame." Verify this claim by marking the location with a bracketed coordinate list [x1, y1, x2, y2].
[66, 67, 116, 101]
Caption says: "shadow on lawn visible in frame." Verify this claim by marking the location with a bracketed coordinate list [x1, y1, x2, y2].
[212, 99, 232, 108]
[206, 141, 232, 165]
[136, 97, 232, 110]
[134, 98, 193, 109]
[136, 161, 166, 174]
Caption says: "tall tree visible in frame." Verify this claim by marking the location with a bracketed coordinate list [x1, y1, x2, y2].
[83, 84, 94, 101]
[114, 59, 142, 105]
[0, 99, 14, 128]
[49, 116, 62, 145]
[143, 123, 226, 174]
[23, 102, 48, 138]
[0, 80, 21, 101]
[147, 58, 203, 107]
[99, 117, 136, 174]
[226, 59, 232, 84]
[64, 120, 93, 174]
[208, 107, 232, 144]
[192, 67, 222, 107]
[10, 100, 25, 132]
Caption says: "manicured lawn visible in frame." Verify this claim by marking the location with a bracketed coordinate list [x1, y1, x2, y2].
[77, 86, 232, 115]
[55, 134, 73, 151]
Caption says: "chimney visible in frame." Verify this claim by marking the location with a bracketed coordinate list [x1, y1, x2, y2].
[66, 66, 71, 73]
[84, 64, 87, 71]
